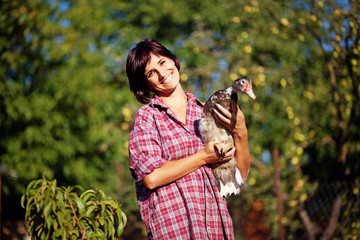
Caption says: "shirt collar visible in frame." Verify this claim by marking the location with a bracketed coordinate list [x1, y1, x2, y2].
[184, 91, 204, 107]
[150, 91, 204, 109]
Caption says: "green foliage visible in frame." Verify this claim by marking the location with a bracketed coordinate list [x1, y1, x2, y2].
[21, 177, 127, 239]
[0, 0, 136, 196]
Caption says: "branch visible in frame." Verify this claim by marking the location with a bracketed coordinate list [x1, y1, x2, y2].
[67, 195, 83, 232]
[320, 195, 342, 240]
[250, 156, 270, 177]
[64, 226, 74, 240]
[81, 226, 87, 240]
[339, 180, 360, 229]
[327, 61, 343, 130]
[299, 207, 320, 240]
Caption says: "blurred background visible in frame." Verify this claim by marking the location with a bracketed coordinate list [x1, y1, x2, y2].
[1, 0, 359, 239]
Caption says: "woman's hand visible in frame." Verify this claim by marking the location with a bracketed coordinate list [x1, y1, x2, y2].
[201, 140, 236, 164]
[213, 101, 248, 138]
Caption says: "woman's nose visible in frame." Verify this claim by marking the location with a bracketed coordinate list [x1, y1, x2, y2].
[157, 68, 165, 79]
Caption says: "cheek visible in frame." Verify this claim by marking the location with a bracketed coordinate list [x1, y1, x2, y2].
[146, 77, 158, 90]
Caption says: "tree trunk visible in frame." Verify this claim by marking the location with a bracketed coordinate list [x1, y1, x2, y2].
[320, 195, 342, 240]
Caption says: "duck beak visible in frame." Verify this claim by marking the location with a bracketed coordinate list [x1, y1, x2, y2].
[245, 87, 256, 100]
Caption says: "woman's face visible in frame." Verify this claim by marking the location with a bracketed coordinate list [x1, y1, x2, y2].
[144, 54, 180, 96]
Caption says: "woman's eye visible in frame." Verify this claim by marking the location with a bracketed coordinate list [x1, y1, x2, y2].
[147, 71, 153, 78]
[160, 60, 166, 65]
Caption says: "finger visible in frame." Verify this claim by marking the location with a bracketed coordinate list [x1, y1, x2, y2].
[226, 147, 236, 157]
[230, 101, 238, 114]
[213, 108, 231, 124]
[215, 104, 232, 119]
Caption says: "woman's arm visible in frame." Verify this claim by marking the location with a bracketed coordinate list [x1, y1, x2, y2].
[213, 102, 251, 180]
[143, 140, 235, 189]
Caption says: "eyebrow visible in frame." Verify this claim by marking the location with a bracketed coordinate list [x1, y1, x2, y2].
[145, 58, 165, 77]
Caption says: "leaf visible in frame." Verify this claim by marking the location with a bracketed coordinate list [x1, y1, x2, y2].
[81, 189, 97, 203]
[75, 197, 86, 215]
[85, 204, 98, 217]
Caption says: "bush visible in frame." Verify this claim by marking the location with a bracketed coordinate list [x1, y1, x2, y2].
[21, 177, 127, 239]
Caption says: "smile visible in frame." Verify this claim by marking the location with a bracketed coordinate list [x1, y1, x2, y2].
[161, 73, 173, 84]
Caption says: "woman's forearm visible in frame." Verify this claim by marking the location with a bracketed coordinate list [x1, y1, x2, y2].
[143, 151, 206, 189]
[142, 141, 235, 190]
[233, 130, 251, 180]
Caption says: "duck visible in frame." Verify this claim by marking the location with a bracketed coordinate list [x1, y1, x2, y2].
[199, 76, 256, 197]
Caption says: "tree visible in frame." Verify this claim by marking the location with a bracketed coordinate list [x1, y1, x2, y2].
[0, 0, 138, 231]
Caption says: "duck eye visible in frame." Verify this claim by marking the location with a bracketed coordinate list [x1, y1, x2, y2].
[241, 80, 246, 85]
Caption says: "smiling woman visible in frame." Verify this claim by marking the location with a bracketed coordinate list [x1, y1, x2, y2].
[144, 54, 181, 98]
[125, 39, 251, 240]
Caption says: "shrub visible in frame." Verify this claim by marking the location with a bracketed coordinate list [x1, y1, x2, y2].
[21, 177, 127, 239]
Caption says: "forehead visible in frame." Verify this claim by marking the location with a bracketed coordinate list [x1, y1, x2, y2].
[145, 54, 167, 71]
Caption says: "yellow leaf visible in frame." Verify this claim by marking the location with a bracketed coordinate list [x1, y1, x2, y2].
[298, 34, 305, 41]
[244, 45, 252, 54]
[309, 130, 315, 138]
[289, 200, 297, 207]
[310, 15, 317, 22]
[249, 178, 256, 186]
[288, 112, 294, 119]
[122, 107, 131, 122]
[296, 147, 303, 155]
[254, 145, 262, 154]
[244, 6, 251, 12]
[272, 27, 279, 34]
[238, 67, 247, 75]
[281, 18, 289, 26]
[253, 103, 261, 112]
[230, 73, 237, 81]
[232, 16, 241, 23]
[293, 117, 300, 126]
[291, 157, 299, 165]
[121, 122, 129, 130]
[242, 94, 249, 103]
[298, 18, 306, 25]
[20, 6, 27, 14]
[281, 33, 288, 40]
[300, 193, 308, 202]
[181, 73, 188, 82]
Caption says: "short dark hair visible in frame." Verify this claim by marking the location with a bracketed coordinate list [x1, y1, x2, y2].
[126, 39, 180, 104]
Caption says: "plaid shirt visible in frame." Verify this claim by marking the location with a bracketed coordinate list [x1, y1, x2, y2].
[129, 92, 234, 240]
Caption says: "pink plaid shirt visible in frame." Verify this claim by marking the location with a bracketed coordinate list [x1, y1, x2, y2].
[129, 92, 234, 240]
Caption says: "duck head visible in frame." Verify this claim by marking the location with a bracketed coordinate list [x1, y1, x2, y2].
[232, 76, 256, 99]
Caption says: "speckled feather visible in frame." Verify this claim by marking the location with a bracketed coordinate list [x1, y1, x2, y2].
[199, 77, 255, 197]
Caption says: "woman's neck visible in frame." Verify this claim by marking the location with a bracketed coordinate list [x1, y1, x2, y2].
[159, 85, 187, 109]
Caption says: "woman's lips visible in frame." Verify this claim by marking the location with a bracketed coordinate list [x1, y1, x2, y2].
[161, 73, 172, 84]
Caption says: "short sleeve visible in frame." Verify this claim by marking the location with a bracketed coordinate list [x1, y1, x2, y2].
[128, 112, 167, 183]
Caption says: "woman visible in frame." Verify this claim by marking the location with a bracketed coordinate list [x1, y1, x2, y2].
[126, 39, 250, 240]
